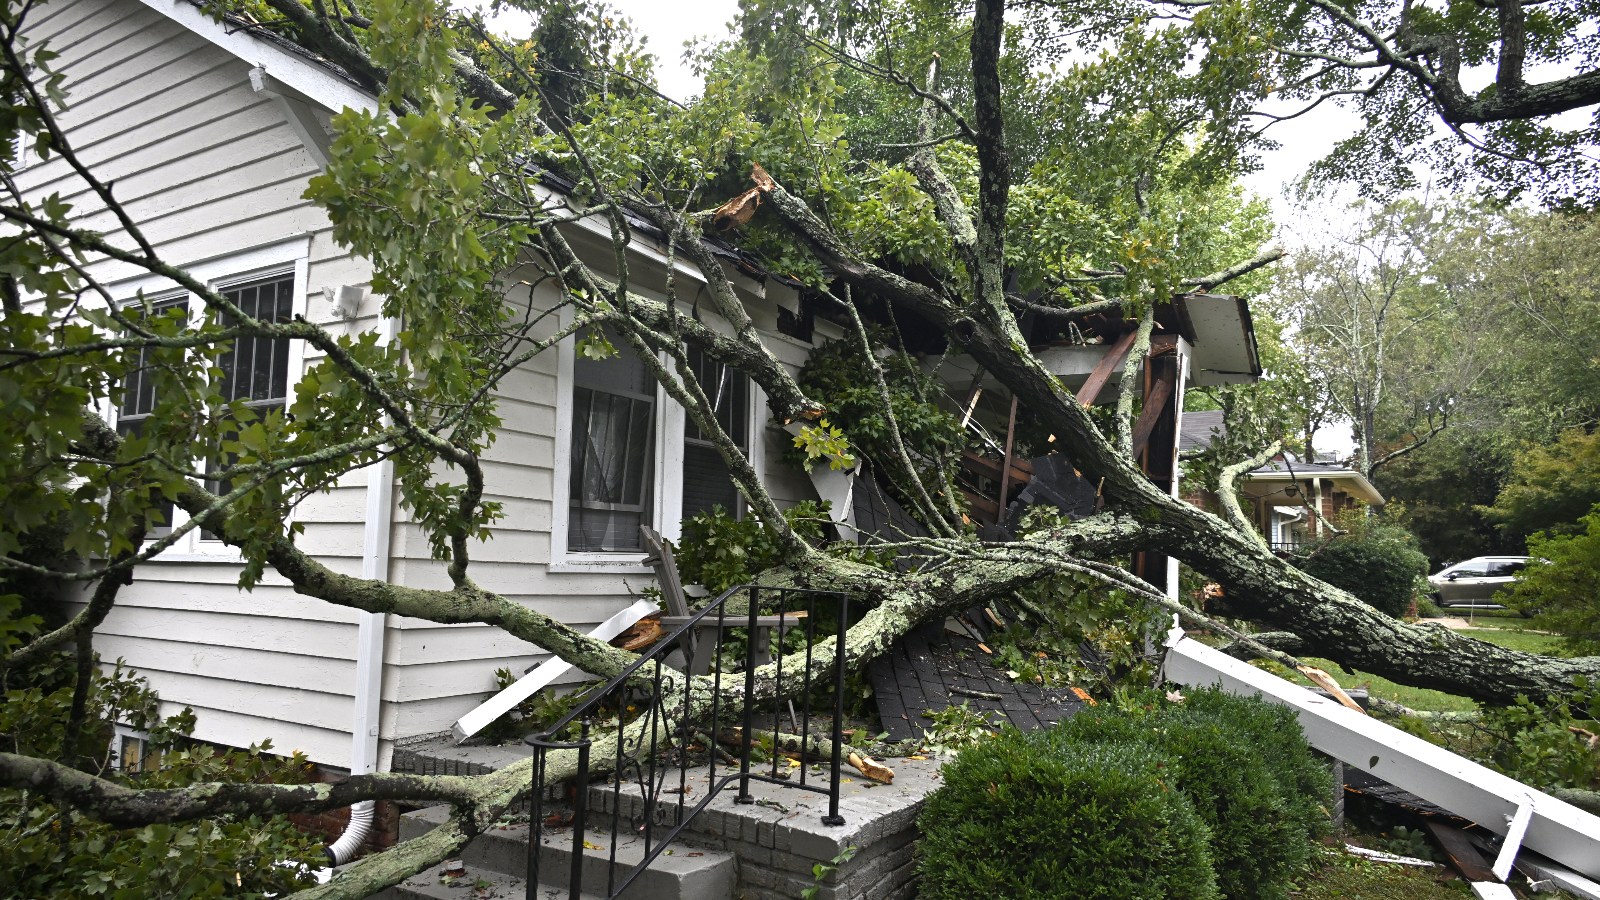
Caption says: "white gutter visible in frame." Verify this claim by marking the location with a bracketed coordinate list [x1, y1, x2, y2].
[1161, 626, 1600, 881]
[327, 314, 398, 867]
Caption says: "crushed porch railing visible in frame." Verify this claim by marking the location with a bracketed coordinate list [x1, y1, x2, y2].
[523, 585, 851, 900]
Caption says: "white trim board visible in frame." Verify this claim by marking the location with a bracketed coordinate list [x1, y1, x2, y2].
[138, 0, 377, 115]
[450, 599, 659, 744]
[1161, 627, 1600, 882]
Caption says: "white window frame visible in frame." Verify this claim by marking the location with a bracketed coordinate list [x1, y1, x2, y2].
[549, 308, 761, 573]
[103, 236, 312, 561]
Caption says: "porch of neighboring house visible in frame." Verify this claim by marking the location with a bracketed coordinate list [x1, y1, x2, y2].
[1178, 409, 1386, 554]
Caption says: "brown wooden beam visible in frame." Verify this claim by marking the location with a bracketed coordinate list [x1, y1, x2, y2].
[997, 393, 1020, 513]
[1424, 821, 1500, 884]
[1074, 328, 1139, 407]
[959, 450, 1033, 485]
[1130, 369, 1176, 459]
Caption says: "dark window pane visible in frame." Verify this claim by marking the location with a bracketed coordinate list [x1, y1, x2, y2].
[203, 274, 294, 539]
[118, 296, 188, 419]
[114, 417, 174, 534]
[568, 329, 655, 552]
[683, 444, 739, 521]
[680, 345, 749, 520]
[116, 296, 188, 536]
[216, 274, 294, 406]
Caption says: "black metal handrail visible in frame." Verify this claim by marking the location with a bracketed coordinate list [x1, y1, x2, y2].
[523, 584, 851, 900]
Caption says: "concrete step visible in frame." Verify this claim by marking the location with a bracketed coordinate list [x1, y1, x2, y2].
[396, 804, 737, 900]
[375, 866, 604, 900]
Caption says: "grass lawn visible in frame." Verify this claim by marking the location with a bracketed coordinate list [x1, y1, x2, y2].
[1294, 855, 1472, 899]
[1444, 613, 1527, 628]
[1291, 658, 1478, 713]
[1281, 625, 1571, 713]
[1454, 626, 1569, 655]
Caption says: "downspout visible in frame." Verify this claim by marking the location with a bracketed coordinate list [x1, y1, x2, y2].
[327, 313, 398, 867]
[1165, 341, 1190, 603]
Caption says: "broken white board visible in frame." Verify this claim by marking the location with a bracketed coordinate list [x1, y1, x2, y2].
[1162, 625, 1600, 881]
[451, 599, 659, 744]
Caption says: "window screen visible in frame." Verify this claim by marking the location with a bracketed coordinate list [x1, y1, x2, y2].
[569, 331, 656, 552]
[214, 274, 295, 408]
[116, 296, 190, 534]
[681, 345, 749, 521]
[206, 274, 295, 528]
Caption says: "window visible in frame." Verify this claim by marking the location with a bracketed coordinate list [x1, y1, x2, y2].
[104, 236, 310, 559]
[115, 295, 189, 535]
[1451, 560, 1491, 577]
[681, 345, 749, 520]
[205, 274, 296, 511]
[568, 329, 657, 553]
[113, 731, 162, 774]
[555, 323, 760, 566]
[214, 275, 296, 412]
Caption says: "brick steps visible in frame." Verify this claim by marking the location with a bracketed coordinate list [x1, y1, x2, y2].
[377, 802, 735, 900]
[381, 740, 942, 900]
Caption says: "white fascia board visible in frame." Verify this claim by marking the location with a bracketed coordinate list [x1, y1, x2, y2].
[533, 181, 767, 299]
[139, 0, 377, 114]
[1162, 630, 1600, 881]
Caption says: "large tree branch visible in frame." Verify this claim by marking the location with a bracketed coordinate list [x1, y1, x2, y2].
[1217, 440, 1282, 550]
[904, 57, 979, 274]
[1184, 246, 1287, 291]
[0, 753, 475, 826]
[969, 0, 1011, 315]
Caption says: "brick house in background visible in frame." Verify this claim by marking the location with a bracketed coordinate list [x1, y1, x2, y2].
[1180, 410, 1384, 553]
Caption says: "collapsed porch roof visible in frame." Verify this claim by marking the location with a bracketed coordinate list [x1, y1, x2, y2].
[934, 293, 1263, 404]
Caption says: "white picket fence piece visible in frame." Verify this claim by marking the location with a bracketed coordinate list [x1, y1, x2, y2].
[451, 599, 660, 744]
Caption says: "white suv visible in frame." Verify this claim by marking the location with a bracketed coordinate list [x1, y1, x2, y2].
[1427, 556, 1531, 607]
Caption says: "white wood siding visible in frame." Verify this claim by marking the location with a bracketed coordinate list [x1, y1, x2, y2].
[380, 255, 831, 739]
[17, 0, 387, 768]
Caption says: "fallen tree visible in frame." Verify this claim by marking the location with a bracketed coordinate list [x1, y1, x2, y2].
[1, 0, 1598, 896]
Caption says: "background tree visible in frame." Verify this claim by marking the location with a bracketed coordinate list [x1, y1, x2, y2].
[1266, 196, 1500, 478]
[1507, 506, 1600, 655]
[1148, 0, 1600, 202]
[1487, 429, 1600, 548]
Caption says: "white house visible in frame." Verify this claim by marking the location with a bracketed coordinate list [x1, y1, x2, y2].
[17, 0, 823, 779]
[17, 0, 1261, 783]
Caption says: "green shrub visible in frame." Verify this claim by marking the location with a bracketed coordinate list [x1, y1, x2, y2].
[1, 599, 324, 898]
[917, 728, 1219, 900]
[1293, 520, 1428, 617]
[675, 501, 832, 593]
[1506, 505, 1600, 654]
[1044, 692, 1330, 900]
[1414, 595, 1445, 618]
[1178, 688, 1335, 831]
